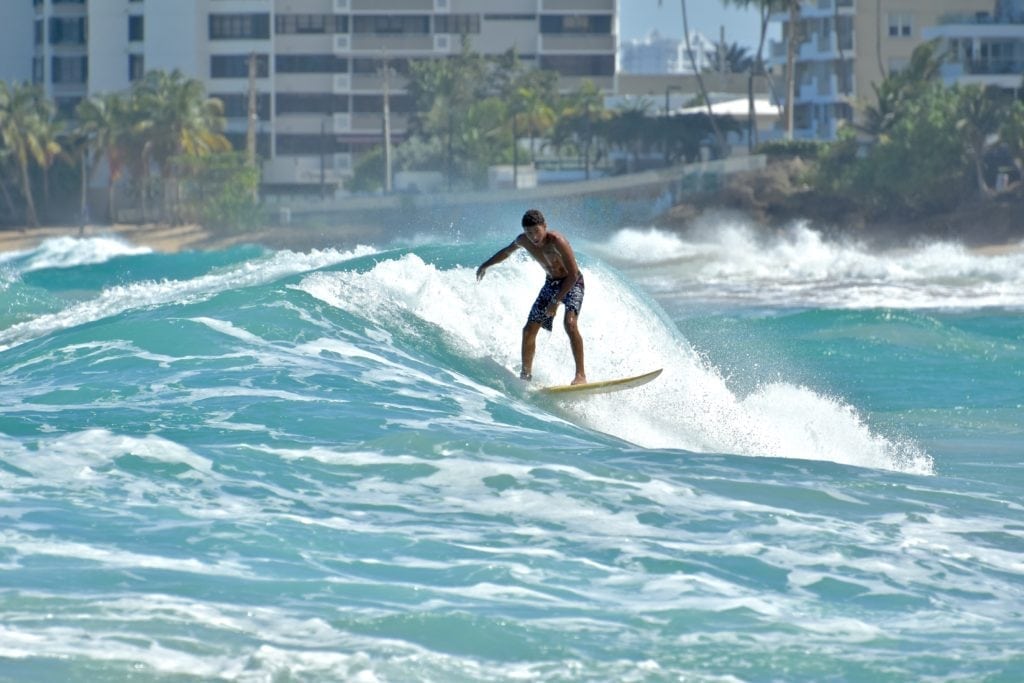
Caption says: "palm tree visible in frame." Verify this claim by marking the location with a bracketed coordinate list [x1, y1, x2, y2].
[30, 111, 63, 220]
[672, 0, 726, 153]
[0, 81, 45, 227]
[77, 92, 133, 222]
[859, 40, 944, 139]
[957, 85, 1012, 198]
[706, 41, 754, 73]
[132, 69, 230, 221]
[556, 81, 608, 179]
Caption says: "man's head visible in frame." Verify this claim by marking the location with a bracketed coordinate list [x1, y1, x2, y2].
[522, 209, 546, 229]
[521, 209, 547, 244]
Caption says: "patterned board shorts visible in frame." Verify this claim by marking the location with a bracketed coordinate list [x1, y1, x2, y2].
[527, 274, 585, 331]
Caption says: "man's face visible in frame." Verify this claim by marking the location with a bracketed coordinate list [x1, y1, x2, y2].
[524, 223, 546, 245]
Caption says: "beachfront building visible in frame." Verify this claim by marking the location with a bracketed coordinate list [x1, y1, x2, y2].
[769, 0, 994, 140]
[22, 0, 617, 194]
[923, 0, 1024, 96]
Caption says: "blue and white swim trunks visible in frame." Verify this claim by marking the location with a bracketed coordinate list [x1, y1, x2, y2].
[528, 274, 585, 331]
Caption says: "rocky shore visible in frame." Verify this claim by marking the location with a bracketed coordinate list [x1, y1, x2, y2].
[655, 158, 1024, 250]
[3, 161, 1022, 255]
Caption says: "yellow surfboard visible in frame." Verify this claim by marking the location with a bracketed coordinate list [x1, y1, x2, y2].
[538, 368, 663, 397]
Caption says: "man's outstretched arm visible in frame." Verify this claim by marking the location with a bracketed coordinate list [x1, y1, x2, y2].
[476, 239, 521, 281]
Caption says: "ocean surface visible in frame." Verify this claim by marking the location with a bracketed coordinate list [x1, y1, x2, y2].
[1, 216, 1021, 682]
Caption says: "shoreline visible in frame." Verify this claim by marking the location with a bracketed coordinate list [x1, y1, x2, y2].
[2, 215, 1022, 257]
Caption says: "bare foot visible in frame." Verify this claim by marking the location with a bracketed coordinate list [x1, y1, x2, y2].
[571, 374, 587, 385]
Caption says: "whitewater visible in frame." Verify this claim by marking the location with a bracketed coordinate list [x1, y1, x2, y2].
[1, 217, 1021, 681]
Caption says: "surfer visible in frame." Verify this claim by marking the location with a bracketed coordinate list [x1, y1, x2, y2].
[476, 209, 587, 385]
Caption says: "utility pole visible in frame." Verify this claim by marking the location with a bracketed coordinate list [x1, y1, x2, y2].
[320, 118, 326, 199]
[381, 55, 393, 193]
[246, 52, 259, 200]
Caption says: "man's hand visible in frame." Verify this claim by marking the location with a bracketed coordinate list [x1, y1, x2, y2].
[476, 265, 486, 281]
[545, 302, 558, 317]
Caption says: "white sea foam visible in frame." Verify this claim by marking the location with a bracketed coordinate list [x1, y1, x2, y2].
[297, 251, 932, 473]
[0, 245, 377, 351]
[0, 235, 152, 273]
[589, 222, 1024, 309]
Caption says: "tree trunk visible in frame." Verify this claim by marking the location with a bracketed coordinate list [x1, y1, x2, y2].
[681, 0, 726, 155]
[785, 3, 799, 140]
[18, 156, 39, 229]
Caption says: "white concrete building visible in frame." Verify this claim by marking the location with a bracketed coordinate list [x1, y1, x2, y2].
[769, 0, 994, 140]
[24, 0, 617, 192]
[924, 0, 1024, 94]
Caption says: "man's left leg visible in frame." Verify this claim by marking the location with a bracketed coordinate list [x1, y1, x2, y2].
[563, 310, 586, 385]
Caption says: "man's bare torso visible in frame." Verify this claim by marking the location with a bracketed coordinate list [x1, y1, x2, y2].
[516, 231, 571, 279]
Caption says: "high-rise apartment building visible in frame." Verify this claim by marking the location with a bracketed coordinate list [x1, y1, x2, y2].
[22, 0, 617, 191]
[924, 0, 1024, 93]
[770, 0, 994, 140]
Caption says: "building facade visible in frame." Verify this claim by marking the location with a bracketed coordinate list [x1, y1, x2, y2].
[770, 0, 994, 140]
[923, 0, 1024, 94]
[24, 0, 617, 191]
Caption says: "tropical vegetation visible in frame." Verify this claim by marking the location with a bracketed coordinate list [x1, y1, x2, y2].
[1, 70, 252, 229]
[3, 4, 1024, 231]
[811, 41, 1024, 219]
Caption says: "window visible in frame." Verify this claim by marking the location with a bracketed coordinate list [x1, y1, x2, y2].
[49, 17, 87, 45]
[209, 13, 270, 40]
[434, 14, 480, 34]
[352, 94, 411, 113]
[210, 54, 269, 78]
[129, 54, 145, 81]
[212, 93, 271, 120]
[351, 57, 411, 75]
[539, 14, 612, 34]
[352, 15, 429, 34]
[51, 56, 88, 84]
[225, 132, 271, 158]
[539, 54, 614, 77]
[276, 93, 350, 114]
[275, 14, 348, 34]
[32, 57, 44, 84]
[128, 15, 144, 42]
[34, 20, 43, 46]
[275, 54, 348, 73]
[888, 12, 912, 38]
[483, 14, 536, 21]
[276, 134, 351, 155]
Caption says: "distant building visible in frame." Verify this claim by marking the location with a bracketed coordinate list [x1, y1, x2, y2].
[619, 30, 715, 74]
[21, 0, 618, 193]
[769, 0, 994, 140]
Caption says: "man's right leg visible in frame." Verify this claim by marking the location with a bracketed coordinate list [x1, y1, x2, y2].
[520, 321, 542, 379]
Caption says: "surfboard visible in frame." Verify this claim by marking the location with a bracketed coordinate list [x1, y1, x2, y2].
[538, 368, 663, 397]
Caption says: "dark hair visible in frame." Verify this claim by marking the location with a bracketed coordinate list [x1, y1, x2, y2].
[521, 209, 546, 228]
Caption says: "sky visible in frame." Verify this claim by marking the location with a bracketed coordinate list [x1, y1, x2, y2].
[619, 0, 773, 51]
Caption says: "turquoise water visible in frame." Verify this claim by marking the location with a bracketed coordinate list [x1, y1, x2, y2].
[1, 219, 1022, 681]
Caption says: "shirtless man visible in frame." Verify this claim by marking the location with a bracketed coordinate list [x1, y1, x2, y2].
[476, 209, 587, 385]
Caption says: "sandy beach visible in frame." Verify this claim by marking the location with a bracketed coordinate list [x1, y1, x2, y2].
[0, 221, 384, 255]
